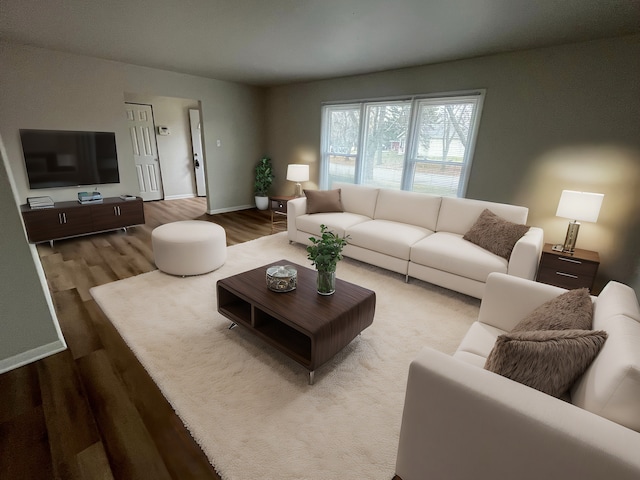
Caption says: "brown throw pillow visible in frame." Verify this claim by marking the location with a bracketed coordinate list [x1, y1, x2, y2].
[463, 209, 530, 260]
[512, 288, 593, 332]
[305, 189, 343, 214]
[484, 329, 608, 397]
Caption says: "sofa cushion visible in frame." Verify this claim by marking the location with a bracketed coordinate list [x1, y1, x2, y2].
[485, 329, 608, 398]
[436, 197, 528, 235]
[571, 312, 640, 432]
[295, 213, 371, 238]
[410, 232, 508, 283]
[333, 183, 379, 218]
[463, 209, 530, 260]
[347, 220, 432, 260]
[373, 188, 441, 231]
[456, 321, 507, 360]
[304, 189, 343, 214]
[511, 288, 593, 332]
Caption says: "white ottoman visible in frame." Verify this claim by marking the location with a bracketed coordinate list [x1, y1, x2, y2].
[152, 220, 226, 276]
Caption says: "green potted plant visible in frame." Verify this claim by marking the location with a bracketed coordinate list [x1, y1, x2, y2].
[307, 224, 350, 295]
[254, 156, 275, 210]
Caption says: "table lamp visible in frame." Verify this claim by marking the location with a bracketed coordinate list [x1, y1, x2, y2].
[286, 164, 309, 197]
[555, 190, 604, 253]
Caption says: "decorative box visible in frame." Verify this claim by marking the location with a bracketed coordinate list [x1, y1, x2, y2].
[266, 265, 297, 292]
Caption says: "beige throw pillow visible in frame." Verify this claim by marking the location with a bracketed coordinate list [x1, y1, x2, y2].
[484, 329, 608, 397]
[305, 189, 344, 214]
[463, 209, 529, 260]
[512, 288, 593, 332]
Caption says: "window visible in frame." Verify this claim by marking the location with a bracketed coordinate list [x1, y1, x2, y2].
[320, 92, 483, 197]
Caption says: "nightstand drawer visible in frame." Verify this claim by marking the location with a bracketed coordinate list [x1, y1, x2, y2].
[270, 199, 288, 214]
[536, 266, 597, 290]
[536, 243, 600, 291]
[539, 254, 599, 277]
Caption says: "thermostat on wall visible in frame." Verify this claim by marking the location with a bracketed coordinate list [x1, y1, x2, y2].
[157, 126, 170, 135]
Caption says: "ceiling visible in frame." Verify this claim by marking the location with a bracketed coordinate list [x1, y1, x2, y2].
[1, 0, 639, 86]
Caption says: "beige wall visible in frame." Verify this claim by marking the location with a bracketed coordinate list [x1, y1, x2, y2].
[266, 35, 640, 289]
[0, 41, 265, 370]
[0, 135, 66, 371]
[0, 42, 265, 212]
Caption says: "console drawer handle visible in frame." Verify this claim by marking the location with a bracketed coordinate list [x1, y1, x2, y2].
[556, 271, 578, 279]
[559, 257, 581, 264]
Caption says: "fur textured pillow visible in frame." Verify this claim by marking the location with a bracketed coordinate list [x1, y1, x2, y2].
[304, 189, 344, 214]
[463, 209, 530, 260]
[485, 329, 608, 397]
[512, 288, 593, 332]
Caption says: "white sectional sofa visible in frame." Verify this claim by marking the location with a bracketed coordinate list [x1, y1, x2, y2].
[287, 183, 544, 298]
[395, 273, 640, 480]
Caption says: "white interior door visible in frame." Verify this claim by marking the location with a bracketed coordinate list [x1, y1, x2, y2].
[125, 103, 163, 201]
[189, 108, 207, 197]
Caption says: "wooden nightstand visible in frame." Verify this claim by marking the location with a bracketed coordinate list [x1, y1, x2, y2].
[269, 195, 294, 233]
[536, 243, 600, 291]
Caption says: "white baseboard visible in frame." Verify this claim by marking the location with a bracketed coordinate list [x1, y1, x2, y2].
[164, 193, 197, 201]
[207, 204, 254, 215]
[0, 339, 67, 375]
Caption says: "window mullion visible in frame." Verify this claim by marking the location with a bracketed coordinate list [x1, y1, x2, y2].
[354, 103, 367, 184]
[401, 98, 420, 190]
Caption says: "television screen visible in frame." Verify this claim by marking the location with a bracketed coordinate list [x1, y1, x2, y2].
[20, 129, 120, 189]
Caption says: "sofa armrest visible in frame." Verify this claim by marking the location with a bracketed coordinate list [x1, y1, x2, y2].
[477, 272, 567, 331]
[396, 348, 640, 480]
[507, 226, 543, 279]
[287, 197, 307, 242]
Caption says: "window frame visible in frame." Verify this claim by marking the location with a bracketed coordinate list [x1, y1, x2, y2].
[320, 90, 485, 197]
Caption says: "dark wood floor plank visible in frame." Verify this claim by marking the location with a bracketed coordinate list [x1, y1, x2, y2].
[2, 198, 285, 480]
[52, 289, 103, 359]
[0, 406, 54, 479]
[83, 300, 220, 479]
[107, 234, 155, 275]
[76, 349, 173, 480]
[94, 245, 140, 280]
[38, 350, 102, 479]
[0, 363, 40, 424]
[76, 441, 115, 480]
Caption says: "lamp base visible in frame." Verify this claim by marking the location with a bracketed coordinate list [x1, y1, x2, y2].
[562, 221, 580, 253]
[294, 182, 303, 197]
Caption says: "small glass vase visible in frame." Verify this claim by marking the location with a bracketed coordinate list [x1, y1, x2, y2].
[316, 270, 336, 295]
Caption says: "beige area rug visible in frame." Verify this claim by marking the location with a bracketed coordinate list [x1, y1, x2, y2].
[90, 232, 480, 480]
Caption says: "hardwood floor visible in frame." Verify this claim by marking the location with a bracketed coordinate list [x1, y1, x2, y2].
[0, 198, 282, 480]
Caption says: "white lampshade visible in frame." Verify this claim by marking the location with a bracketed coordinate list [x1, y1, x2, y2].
[555, 190, 604, 223]
[286, 164, 309, 182]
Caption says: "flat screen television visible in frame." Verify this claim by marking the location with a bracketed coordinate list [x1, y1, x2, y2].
[20, 129, 120, 189]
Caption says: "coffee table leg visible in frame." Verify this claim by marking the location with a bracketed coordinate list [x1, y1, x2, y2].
[309, 370, 315, 385]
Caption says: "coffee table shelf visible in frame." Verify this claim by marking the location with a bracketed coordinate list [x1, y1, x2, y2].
[216, 259, 376, 384]
[218, 285, 313, 365]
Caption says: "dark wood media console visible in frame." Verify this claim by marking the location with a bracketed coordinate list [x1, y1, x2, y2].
[21, 196, 145, 244]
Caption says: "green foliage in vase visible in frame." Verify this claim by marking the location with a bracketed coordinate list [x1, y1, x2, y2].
[254, 156, 275, 196]
[307, 224, 350, 273]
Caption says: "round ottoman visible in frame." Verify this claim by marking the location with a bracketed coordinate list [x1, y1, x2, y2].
[152, 220, 226, 276]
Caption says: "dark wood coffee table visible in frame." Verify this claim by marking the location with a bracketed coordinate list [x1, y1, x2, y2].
[216, 259, 376, 384]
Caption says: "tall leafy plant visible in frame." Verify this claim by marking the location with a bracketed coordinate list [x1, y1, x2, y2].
[307, 224, 350, 273]
[254, 156, 275, 196]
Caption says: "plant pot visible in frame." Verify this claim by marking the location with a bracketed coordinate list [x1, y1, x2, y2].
[316, 270, 336, 295]
[255, 195, 269, 210]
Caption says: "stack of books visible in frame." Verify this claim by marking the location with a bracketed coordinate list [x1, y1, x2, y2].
[78, 191, 103, 204]
[27, 196, 55, 209]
